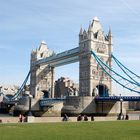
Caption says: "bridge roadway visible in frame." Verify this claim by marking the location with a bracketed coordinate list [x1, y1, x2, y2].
[39, 96, 140, 107]
[35, 47, 81, 67]
[39, 98, 65, 107]
[95, 96, 140, 102]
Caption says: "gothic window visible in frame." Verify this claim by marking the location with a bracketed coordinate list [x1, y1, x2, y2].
[104, 73, 108, 80]
[97, 30, 104, 41]
[97, 64, 100, 70]
[99, 70, 103, 77]
[95, 71, 99, 79]
[82, 43, 87, 52]
[92, 69, 96, 75]
[96, 43, 106, 54]
[40, 53, 44, 58]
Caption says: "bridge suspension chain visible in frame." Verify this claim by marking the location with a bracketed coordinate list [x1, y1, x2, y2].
[91, 51, 140, 94]
[112, 54, 140, 80]
[11, 71, 30, 100]
[0, 71, 30, 102]
[91, 51, 140, 87]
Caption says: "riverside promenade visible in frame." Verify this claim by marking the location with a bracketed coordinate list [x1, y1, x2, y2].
[0, 115, 139, 123]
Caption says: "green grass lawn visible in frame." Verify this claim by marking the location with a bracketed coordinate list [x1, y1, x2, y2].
[0, 121, 140, 140]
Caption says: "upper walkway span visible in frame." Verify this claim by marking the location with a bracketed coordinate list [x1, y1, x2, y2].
[34, 47, 80, 67]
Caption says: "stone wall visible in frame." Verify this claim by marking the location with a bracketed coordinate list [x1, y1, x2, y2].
[0, 115, 139, 123]
[62, 96, 96, 115]
[62, 97, 129, 116]
[96, 101, 129, 115]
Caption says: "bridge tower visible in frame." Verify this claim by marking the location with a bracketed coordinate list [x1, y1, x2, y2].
[79, 17, 113, 97]
[62, 17, 113, 115]
[30, 41, 55, 99]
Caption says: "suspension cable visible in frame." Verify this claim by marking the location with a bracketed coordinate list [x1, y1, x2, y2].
[1, 71, 30, 101]
[112, 54, 140, 79]
[91, 51, 140, 94]
[91, 51, 140, 87]
[112, 55, 140, 85]
[11, 71, 30, 100]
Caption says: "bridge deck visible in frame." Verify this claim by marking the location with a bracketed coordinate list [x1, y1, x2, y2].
[95, 96, 140, 102]
[40, 98, 65, 107]
[39, 96, 140, 107]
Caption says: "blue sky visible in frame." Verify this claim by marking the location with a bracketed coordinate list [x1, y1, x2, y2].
[0, 0, 140, 95]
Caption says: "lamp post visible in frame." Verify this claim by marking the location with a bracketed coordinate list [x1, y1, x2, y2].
[0, 86, 2, 93]
[28, 94, 33, 116]
[120, 98, 123, 119]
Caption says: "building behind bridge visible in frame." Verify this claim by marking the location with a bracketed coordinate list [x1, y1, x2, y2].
[54, 77, 79, 98]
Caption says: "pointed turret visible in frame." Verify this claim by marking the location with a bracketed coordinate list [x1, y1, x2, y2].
[79, 27, 83, 35]
[88, 22, 94, 39]
[108, 27, 113, 57]
[108, 27, 112, 37]
[108, 27, 113, 45]
[41, 40, 46, 45]
[79, 27, 83, 41]
[88, 23, 92, 32]
[38, 41, 48, 53]
[90, 17, 102, 33]
[83, 29, 87, 34]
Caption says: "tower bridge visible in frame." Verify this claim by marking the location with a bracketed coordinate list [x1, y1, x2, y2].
[30, 17, 112, 100]
[0, 17, 140, 116]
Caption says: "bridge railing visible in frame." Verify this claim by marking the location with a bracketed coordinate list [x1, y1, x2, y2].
[95, 96, 140, 101]
[39, 98, 66, 107]
[35, 47, 80, 66]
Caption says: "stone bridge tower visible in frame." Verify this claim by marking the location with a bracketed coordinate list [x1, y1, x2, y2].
[62, 17, 113, 115]
[30, 41, 54, 99]
[79, 17, 113, 97]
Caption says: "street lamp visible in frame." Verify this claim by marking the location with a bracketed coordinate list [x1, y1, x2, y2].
[28, 94, 33, 116]
[0, 86, 2, 93]
[120, 98, 123, 119]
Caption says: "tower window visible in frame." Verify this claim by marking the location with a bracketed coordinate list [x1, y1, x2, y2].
[40, 53, 44, 57]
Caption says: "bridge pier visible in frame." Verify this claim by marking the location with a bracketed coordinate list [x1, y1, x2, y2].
[61, 96, 129, 116]
[61, 96, 96, 116]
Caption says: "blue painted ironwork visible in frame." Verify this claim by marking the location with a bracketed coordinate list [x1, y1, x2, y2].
[0, 71, 30, 102]
[91, 51, 140, 94]
[11, 71, 30, 100]
[112, 54, 140, 79]
[40, 98, 66, 107]
[91, 51, 140, 87]
[35, 47, 80, 67]
[95, 96, 140, 102]
[112, 54, 140, 84]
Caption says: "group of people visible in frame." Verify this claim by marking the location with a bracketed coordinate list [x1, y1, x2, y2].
[77, 114, 94, 121]
[62, 114, 94, 122]
[117, 113, 129, 120]
[19, 114, 27, 122]
[62, 114, 69, 121]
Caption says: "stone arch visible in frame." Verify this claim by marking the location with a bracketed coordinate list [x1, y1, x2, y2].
[42, 90, 50, 98]
[6, 94, 14, 99]
[95, 84, 109, 97]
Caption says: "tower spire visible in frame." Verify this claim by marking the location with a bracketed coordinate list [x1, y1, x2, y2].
[108, 27, 113, 45]
[108, 27, 112, 37]
[88, 22, 92, 32]
[79, 26, 83, 35]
